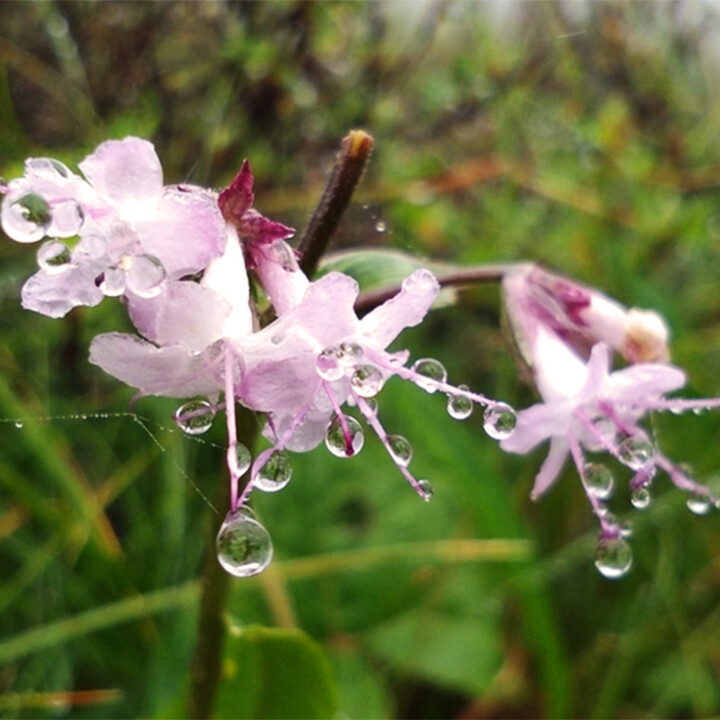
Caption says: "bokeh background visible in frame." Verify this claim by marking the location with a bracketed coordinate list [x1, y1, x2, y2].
[3, 2, 720, 718]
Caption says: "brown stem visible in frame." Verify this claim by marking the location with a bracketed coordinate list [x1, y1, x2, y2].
[298, 130, 374, 277]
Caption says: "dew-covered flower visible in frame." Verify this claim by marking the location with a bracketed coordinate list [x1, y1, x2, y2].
[501, 265, 720, 577]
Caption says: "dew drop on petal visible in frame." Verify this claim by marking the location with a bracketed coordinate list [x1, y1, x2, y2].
[387, 434, 413, 466]
[417, 478, 434, 501]
[584, 462, 614, 500]
[337, 341, 363, 367]
[316, 347, 344, 381]
[325, 415, 365, 458]
[411, 358, 447, 393]
[174, 399, 216, 435]
[618, 437, 654, 470]
[594, 536, 633, 579]
[447, 388, 473, 420]
[255, 450, 292, 492]
[630, 487, 651, 510]
[235, 443, 252, 476]
[37, 240, 72, 274]
[216, 511, 273, 578]
[686, 492, 712, 515]
[98, 265, 126, 297]
[483, 403, 517, 440]
[125, 254, 167, 298]
[3, 193, 52, 242]
[350, 364, 384, 398]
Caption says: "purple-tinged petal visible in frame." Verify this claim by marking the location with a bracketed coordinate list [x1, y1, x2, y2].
[89, 332, 224, 398]
[78, 138, 163, 207]
[239, 208, 295, 248]
[218, 160, 255, 224]
[21, 265, 104, 318]
[500, 399, 571, 454]
[135, 186, 226, 277]
[358, 269, 440, 349]
[606, 362, 686, 404]
[530, 436, 569, 499]
[252, 240, 309, 315]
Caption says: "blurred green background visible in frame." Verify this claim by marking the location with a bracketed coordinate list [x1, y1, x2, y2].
[3, 2, 720, 718]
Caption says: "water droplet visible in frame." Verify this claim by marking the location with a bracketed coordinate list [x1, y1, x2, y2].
[447, 388, 473, 420]
[316, 347, 344, 381]
[2, 193, 52, 242]
[325, 415, 365, 458]
[387, 434, 413, 466]
[337, 341, 363, 367]
[411, 358, 447, 393]
[417, 479, 434, 501]
[687, 491, 712, 515]
[693, 407, 705, 416]
[620, 520, 634, 538]
[350, 364, 384, 398]
[174, 399, 216, 435]
[594, 536, 633, 579]
[37, 240, 72, 274]
[630, 487, 651, 509]
[125, 254, 166, 298]
[483, 403, 517, 440]
[235, 443, 252, 476]
[363, 397, 379, 416]
[375, 220, 386, 233]
[49, 199, 83, 237]
[584, 462, 614, 500]
[14, 420, 23, 429]
[216, 511, 273, 577]
[618, 437, 654, 470]
[255, 450, 292, 492]
[98, 266, 126, 297]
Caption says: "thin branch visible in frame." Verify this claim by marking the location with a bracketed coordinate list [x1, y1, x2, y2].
[298, 130, 374, 277]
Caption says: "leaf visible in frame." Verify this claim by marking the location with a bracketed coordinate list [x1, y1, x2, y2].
[214, 625, 338, 719]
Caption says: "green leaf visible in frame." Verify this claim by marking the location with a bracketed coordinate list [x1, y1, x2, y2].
[215, 625, 339, 719]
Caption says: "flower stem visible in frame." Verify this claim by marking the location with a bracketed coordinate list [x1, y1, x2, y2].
[298, 129, 374, 277]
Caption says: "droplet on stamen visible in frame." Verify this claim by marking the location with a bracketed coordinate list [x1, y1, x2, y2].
[350, 364, 384, 398]
[325, 415, 365, 458]
[316, 346, 344, 381]
[618, 436, 654, 470]
[216, 511, 273, 578]
[411, 358, 447, 393]
[174, 399, 216, 435]
[255, 450, 292, 492]
[417, 479, 434, 501]
[387, 434, 413, 467]
[686, 492, 712, 515]
[594, 536, 633, 579]
[584, 462, 614, 500]
[235, 443, 252, 476]
[630, 487, 651, 509]
[337, 341, 363, 367]
[483, 403, 517, 440]
[447, 386, 473, 420]
[37, 240, 72, 274]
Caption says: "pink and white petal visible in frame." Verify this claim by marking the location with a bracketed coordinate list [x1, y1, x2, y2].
[127, 282, 230, 353]
[500, 399, 570, 454]
[358, 269, 439, 349]
[135, 187, 227, 277]
[530, 436, 569, 499]
[78, 138, 163, 207]
[606, 362, 686, 404]
[21, 266, 105, 318]
[89, 333, 223, 398]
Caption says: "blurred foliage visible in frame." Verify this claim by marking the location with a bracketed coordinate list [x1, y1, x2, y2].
[2, 1, 720, 718]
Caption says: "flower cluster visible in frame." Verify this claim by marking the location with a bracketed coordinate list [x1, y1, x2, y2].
[501, 265, 720, 577]
[0, 137, 516, 578]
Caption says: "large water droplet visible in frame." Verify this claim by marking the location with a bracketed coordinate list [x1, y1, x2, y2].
[630, 487, 651, 509]
[2, 193, 52, 242]
[325, 415, 365, 458]
[49, 199, 83, 237]
[411, 358, 447, 393]
[375, 220, 386, 233]
[387, 434, 413, 466]
[98, 265, 126, 297]
[447, 386, 473, 420]
[483, 403, 517, 440]
[594, 536, 633, 579]
[316, 346, 344, 381]
[216, 511, 273, 578]
[37, 240, 72, 274]
[255, 450, 292, 492]
[417, 479, 434, 501]
[174, 399, 216, 435]
[337, 341, 363, 367]
[235, 443, 252, 476]
[584, 462, 614, 500]
[687, 491, 712, 515]
[350, 364, 384, 398]
[125, 254, 166, 298]
[618, 437, 654, 470]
